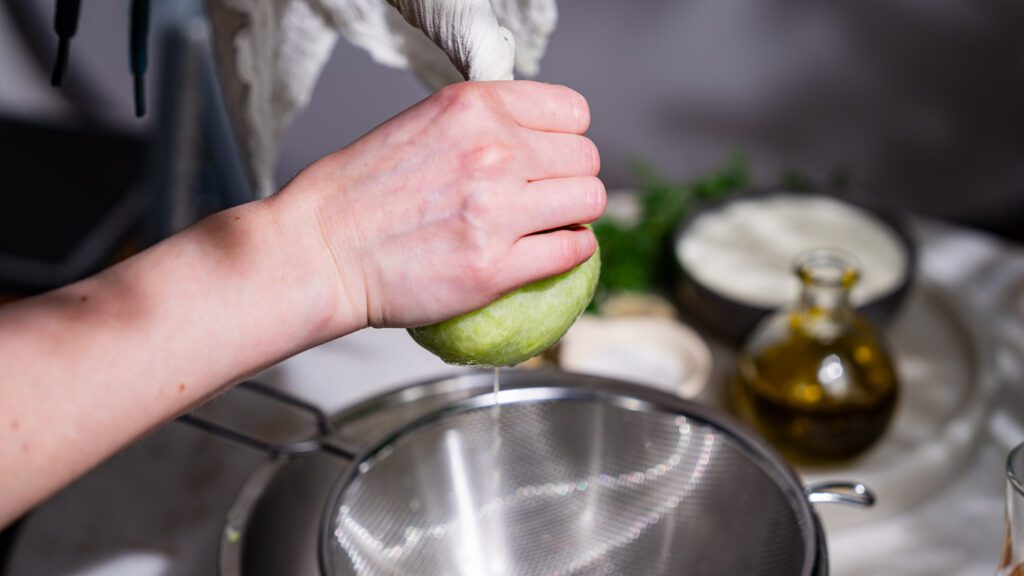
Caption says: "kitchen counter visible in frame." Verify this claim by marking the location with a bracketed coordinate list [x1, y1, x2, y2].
[6, 217, 1024, 576]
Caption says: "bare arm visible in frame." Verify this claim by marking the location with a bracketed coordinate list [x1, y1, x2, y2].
[0, 81, 605, 526]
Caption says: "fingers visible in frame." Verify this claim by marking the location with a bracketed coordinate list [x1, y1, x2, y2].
[502, 227, 597, 288]
[432, 82, 597, 180]
[524, 132, 600, 181]
[505, 177, 606, 235]
[490, 81, 591, 134]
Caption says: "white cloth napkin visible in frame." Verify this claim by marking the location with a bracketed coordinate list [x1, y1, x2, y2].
[205, 0, 557, 197]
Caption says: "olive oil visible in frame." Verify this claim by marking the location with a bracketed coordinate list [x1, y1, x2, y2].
[733, 250, 899, 462]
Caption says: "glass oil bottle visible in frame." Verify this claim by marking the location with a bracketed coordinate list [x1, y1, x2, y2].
[732, 249, 899, 462]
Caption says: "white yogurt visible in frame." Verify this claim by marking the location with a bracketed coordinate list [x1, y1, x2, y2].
[676, 194, 908, 308]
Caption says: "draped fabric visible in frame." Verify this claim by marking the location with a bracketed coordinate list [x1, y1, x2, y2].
[206, 0, 557, 197]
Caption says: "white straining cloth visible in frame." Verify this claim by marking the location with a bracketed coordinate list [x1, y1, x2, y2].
[205, 0, 557, 197]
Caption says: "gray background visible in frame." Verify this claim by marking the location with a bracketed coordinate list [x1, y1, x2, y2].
[2, 0, 1022, 232]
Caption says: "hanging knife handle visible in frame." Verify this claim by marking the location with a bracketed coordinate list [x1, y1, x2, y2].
[130, 0, 151, 117]
[51, 0, 82, 86]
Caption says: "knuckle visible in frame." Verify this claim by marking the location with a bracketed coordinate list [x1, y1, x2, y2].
[460, 188, 500, 225]
[438, 82, 493, 117]
[454, 203, 502, 291]
[460, 140, 514, 174]
[462, 245, 499, 291]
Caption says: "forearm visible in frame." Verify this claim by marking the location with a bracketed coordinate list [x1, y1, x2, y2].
[0, 192, 354, 526]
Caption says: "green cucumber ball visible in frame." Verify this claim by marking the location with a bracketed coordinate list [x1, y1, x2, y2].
[409, 244, 601, 367]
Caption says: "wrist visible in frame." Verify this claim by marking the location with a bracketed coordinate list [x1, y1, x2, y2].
[261, 173, 369, 341]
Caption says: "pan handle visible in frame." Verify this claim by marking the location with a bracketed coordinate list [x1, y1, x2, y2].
[805, 481, 876, 507]
[177, 380, 356, 460]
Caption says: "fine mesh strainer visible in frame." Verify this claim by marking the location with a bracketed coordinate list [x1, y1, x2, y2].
[319, 384, 869, 576]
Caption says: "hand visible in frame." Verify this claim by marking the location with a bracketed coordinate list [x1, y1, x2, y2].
[276, 80, 605, 331]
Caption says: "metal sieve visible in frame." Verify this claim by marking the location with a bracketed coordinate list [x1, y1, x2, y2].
[318, 381, 871, 576]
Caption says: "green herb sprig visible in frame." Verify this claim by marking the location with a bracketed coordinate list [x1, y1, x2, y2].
[592, 155, 750, 305]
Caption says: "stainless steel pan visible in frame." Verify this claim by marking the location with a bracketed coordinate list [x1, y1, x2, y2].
[184, 370, 873, 575]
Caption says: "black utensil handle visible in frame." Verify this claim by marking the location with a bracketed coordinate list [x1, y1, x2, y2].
[51, 0, 82, 86]
[129, 0, 150, 116]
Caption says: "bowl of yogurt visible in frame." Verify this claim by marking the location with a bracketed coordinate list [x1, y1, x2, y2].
[673, 190, 916, 342]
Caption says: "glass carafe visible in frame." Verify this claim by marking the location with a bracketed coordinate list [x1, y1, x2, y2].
[732, 249, 899, 462]
[998, 442, 1024, 576]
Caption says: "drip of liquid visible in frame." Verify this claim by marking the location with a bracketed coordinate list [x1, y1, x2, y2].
[492, 367, 501, 414]
[490, 368, 503, 450]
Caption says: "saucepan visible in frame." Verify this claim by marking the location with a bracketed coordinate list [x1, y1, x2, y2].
[184, 370, 874, 575]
